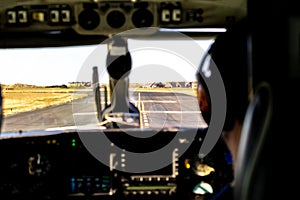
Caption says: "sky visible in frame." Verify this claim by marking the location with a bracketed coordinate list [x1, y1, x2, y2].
[0, 40, 213, 86]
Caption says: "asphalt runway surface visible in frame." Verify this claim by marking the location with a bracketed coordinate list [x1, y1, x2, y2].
[2, 90, 207, 133]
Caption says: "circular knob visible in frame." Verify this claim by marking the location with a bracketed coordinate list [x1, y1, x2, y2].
[132, 8, 154, 28]
[107, 10, 126, 28]
[78, 9, 100, 30]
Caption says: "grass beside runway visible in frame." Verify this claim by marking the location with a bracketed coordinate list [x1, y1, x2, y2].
[2, 87, 87, 116]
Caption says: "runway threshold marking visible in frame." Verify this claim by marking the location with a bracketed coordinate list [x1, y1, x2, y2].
[141, 111, 201, 114]
[73, 112, 97, 116]
[138, 92, 143, 128]
[142, 102, 150, 128]
[131, 100, 177, 103]
[137, 92, 151, 128]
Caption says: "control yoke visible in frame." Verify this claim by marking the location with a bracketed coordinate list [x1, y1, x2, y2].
[93, 36, 140, 129]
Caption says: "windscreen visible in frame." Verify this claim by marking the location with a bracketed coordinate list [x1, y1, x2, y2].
[0, 38, 213, 134]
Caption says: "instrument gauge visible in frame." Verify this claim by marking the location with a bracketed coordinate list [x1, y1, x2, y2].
[28, 153, 51, 177]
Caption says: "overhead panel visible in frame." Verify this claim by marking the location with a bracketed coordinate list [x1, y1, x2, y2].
[0, 0, 247, 36]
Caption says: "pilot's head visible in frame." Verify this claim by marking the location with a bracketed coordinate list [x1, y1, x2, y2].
[197, 17, 251, 162]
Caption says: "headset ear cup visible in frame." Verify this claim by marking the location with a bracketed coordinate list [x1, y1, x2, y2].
[196, 72, 212, 125]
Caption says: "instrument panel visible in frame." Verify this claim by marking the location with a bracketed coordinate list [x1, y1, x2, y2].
[0, 128, 233, 200]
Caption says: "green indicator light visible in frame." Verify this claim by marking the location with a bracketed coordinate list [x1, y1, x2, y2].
[71, 139, 76, 147]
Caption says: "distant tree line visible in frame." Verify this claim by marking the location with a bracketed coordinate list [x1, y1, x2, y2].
[45, 84, 68, 89]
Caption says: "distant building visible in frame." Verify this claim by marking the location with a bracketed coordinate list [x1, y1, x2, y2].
[164, 82, 172, 88]
[185, 82, 192, 87]
[175, 82, 182, 87]
[68, 82, 92, 88]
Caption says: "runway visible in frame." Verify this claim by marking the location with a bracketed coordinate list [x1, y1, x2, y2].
[2, 90, 207, 133]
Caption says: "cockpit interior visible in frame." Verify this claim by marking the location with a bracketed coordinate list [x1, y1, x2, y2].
[1, 1, 300, 200]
